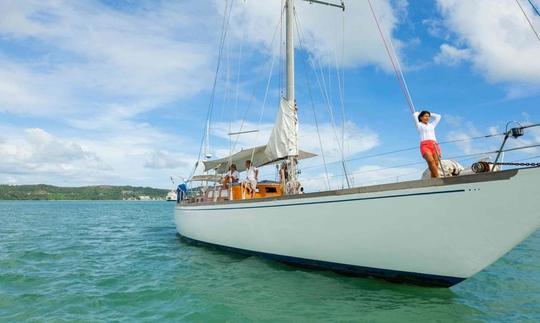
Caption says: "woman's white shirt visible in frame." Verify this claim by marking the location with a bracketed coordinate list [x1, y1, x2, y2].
[226, 170, 239, 180]
[414, 112, 441, 141]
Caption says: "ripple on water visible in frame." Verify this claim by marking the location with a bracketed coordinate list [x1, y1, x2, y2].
[0, 201, 538, 322]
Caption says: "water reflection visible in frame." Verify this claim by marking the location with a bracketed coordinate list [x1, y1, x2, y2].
[175, 237, 481, 322]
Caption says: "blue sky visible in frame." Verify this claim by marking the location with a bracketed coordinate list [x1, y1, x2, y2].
[1, 0, 539, 190]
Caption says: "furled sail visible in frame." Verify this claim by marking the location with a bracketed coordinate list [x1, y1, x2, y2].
[265, 97, 298, 159]
[203, 97, 309, 174]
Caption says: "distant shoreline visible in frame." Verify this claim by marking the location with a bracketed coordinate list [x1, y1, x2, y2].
[0, 184, 171, 201]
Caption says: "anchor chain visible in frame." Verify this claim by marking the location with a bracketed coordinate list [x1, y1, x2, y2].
[488, 162, 540, 167]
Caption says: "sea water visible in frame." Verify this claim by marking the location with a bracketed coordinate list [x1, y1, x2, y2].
[0, 201, 538, 322]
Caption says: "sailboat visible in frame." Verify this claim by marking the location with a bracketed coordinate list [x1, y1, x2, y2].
[175, 0, 540, 287]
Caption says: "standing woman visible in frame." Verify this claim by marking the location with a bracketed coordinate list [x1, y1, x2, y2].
[414, 110, 442, 178]
[279, 162, 288, 190]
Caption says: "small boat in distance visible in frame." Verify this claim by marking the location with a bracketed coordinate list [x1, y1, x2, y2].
[175, 0, 540, 287]
[165, 190, 177, 202]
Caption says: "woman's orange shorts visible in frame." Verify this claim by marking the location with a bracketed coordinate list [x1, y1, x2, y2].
[420, 140, 441, 157]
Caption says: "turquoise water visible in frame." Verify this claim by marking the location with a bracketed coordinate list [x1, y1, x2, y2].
[0, 201, 539, 322]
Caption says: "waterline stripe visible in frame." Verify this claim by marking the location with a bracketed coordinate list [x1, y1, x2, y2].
[178, 234, 465, 288]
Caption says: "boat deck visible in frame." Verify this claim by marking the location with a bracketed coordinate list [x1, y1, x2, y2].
[181, 167, 524, 207]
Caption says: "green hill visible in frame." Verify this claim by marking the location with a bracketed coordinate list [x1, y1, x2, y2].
[0, 184, 170, 200]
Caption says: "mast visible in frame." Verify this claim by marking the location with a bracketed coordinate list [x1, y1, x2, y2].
[286, 0, 295, 105]
[285, 0, 297, 185]
[282, 0, 344, 193]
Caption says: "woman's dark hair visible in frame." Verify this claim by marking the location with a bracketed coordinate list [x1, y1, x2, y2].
[418, 110, 430, 122]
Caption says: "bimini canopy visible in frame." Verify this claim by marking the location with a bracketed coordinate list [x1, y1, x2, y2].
[202, 145, 316, 173]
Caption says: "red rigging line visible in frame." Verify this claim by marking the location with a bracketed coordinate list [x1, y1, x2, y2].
[516, 0, 540, 42]
[367, 0, 416, 124]
[527, 0, 540, 16]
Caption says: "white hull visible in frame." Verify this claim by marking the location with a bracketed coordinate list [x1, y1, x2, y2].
[175, 168, 540, 286]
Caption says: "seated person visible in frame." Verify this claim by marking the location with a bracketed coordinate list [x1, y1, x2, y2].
[222, 164, 239, 189]
[241, 160, 258, 198]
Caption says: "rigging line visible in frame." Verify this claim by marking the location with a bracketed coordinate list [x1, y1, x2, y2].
[514, 154, 540, 162]
[384, 10, 414, 113]
[220, 27, 232, 133]
[206, 0, 234, 151]
[500, 143, 540, 153]
[339, 6, 348, 171]
[190, 0, 234, 180]
[280, 0, 285, 97]
[302, 52, 332, 190]
[305, 152, 487, 182]
[299, 131, 506, 171]
[367, 0, 416, 122]
[305, 72, 332, 190]
[229, 19, 246, 159]
[322, 57, 350, 187]
[306, 146, 540, 185]
[308, 150, 502, 182]
[294, 9, 345, 158]
[347, 132, 506, 160]
[515, 0, 540, 42]
[249, 23, 281, 163]
[294, 12, 349, 181]
[229, 6, 285, 158]
[294, 10, 348, 188]
[293, 11, 331, 190]
[521, 122, 540, 129]
[332, 6, 351, 188]
[313, 58, 339, 144]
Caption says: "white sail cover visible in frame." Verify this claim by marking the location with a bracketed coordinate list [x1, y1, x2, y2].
[202, 145, 315, 173]
[189, 174, 223, 182]
[265, 97, 298, 159]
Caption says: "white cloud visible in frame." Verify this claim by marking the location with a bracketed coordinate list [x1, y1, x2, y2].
[350, 164, 421, 186]
[23, 128, 103, 164]
[300, 121, 379, 161]
[434, 43, 472, 66]
[488, 126, 500, 136]
[446, 129, 480, 155]
[423, 18, 450, 40]
[436, 0, 540, 87]
[0, 1, 409, 187]
[0, 1, 222, 186]
[144, 150, 189, 169]
[445, 119, 500, 157]
[0, 124, 197, 187]
[0, 128, 110, 180]
[0, 1, 215, 118]
[299, 170, 337, 192]
[300, 164, 421, 192]
[224, 0, 408, 69]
